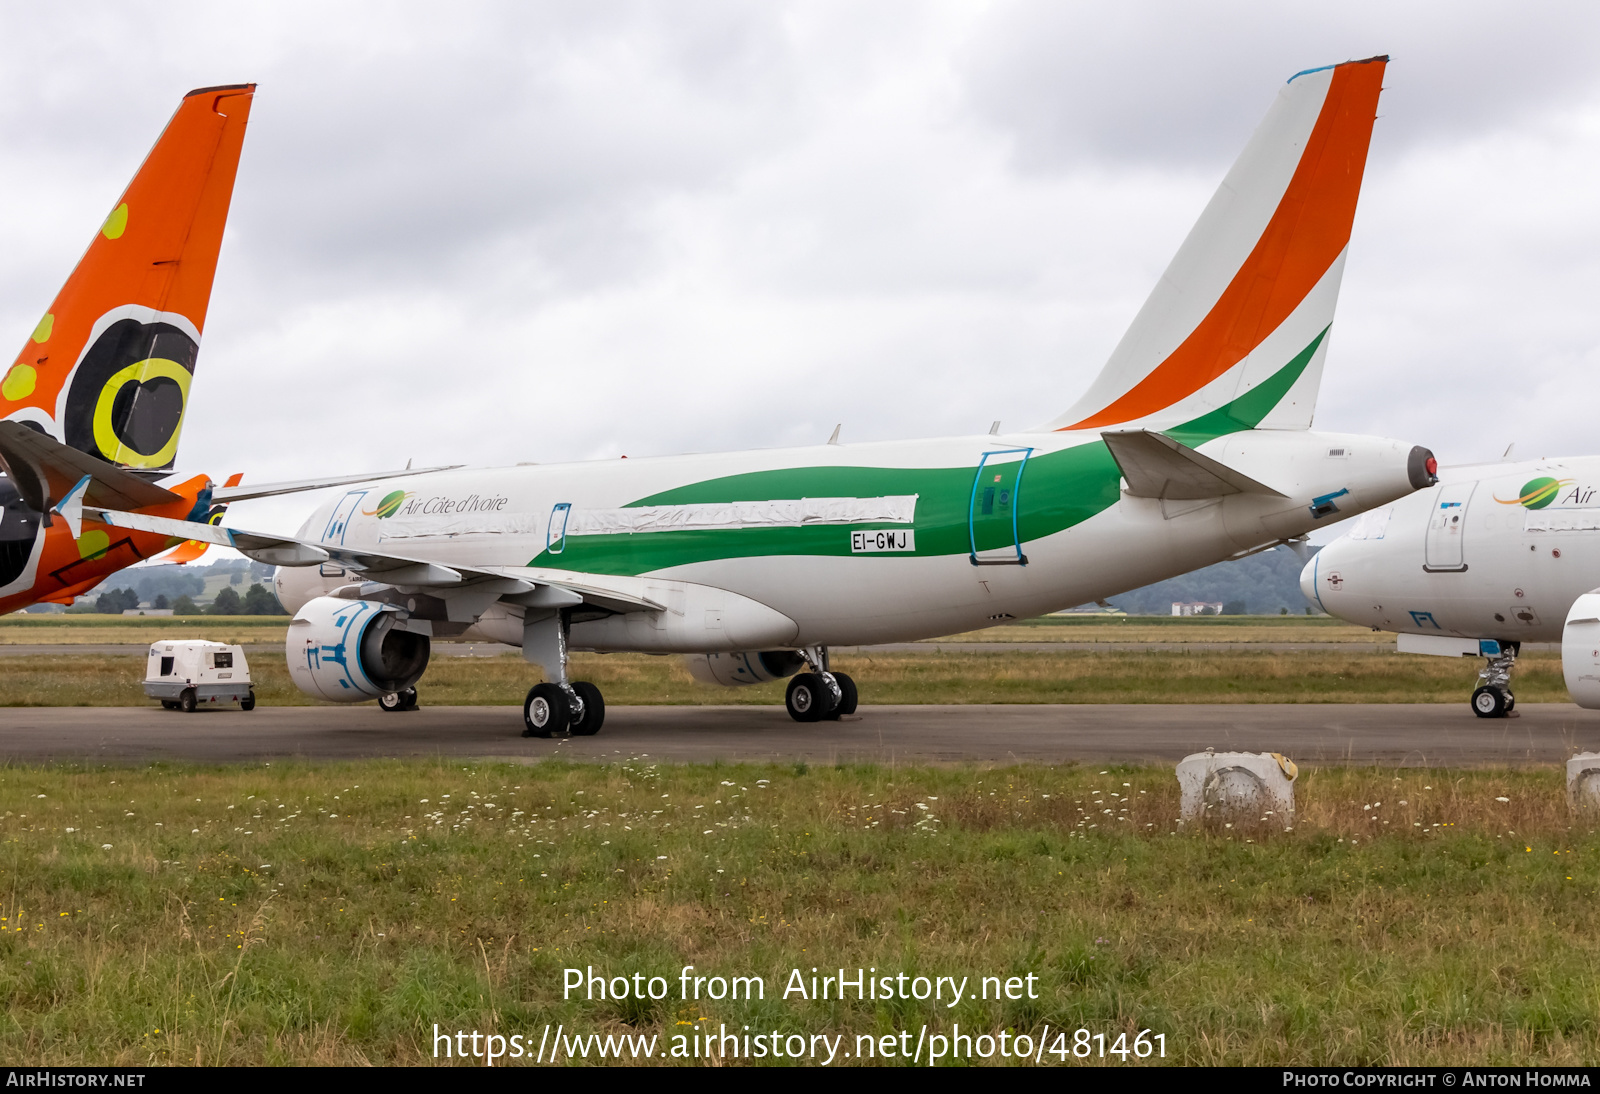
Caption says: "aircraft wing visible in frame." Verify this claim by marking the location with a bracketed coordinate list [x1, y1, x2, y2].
[209, 467, 462, 504]
[73, 500, 664, 613]
[0, 421, 181, 511]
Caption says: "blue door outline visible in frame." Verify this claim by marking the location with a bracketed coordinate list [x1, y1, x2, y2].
[968, 447, 1032, 566]
[547, 502, 572, 555]
[322, 491, 368, 545]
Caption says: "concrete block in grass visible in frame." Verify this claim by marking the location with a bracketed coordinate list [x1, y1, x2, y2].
[1177, 750, 1297, 825]
[1567, 753, 1600, 812]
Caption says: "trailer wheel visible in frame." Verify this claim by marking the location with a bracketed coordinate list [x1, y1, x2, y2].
[240, 692, 256, 712]
[179, 689, 196, 713]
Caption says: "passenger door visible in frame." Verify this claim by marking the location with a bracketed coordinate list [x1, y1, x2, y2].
[968, 448, 1032, 566]
[321, 491, 368, 545]
[1423, 482, 1475, 573]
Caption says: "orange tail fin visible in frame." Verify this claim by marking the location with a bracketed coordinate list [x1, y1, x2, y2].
[0, 83, 255, 470]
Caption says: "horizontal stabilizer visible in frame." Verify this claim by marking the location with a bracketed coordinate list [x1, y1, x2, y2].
[0, 420, 180, 511]
[1103, 430, 1285, 500]
[209, 466, 462, 504]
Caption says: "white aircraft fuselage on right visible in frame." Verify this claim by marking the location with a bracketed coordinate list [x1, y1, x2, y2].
[79, 56, 1440, 736]
[1303, 458, 1600, 716]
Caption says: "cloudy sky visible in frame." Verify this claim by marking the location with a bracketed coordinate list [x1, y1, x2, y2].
[2, 1, 1598, 542]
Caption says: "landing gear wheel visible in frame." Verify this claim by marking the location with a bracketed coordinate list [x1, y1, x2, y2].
[825, 672, 858, 719]
[570, 682, 605, 736]
[178, 689, 196, 714]
[523, 682, 571, 738]
[379, 691, 405, 712]
[240, 692, 256, 712]
[786, 673, 836, 723]
[399, 687, 419, 710]
[1471, 685, 1508, 719]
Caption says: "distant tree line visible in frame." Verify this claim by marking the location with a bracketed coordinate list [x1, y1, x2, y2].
[67, 559, 288, 615]
[87, 582, 285, 615]
[1100, 545, 1322, 616]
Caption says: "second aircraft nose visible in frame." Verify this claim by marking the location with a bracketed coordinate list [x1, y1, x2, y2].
[1299, 548, 1326, 612]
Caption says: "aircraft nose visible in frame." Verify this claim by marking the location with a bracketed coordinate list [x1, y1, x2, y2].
[1298, 548, 1324, 609]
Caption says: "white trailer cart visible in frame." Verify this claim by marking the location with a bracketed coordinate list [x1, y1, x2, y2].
[144, 640, 256, 712]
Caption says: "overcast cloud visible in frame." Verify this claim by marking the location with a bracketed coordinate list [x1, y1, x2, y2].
[1, 1, 1597, 541]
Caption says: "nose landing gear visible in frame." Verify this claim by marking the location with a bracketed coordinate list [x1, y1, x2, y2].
[1470, 645, 1518, 718]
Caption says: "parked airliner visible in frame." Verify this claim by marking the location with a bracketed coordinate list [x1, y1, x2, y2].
[79, 57, 1439, 736]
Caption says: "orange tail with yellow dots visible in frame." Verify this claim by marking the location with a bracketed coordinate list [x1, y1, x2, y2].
[0, 83, 254, 469]
[0, 85, 253, 611]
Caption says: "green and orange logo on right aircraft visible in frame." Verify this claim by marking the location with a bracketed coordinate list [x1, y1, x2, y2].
[363, 490, 410, 519]
[1496, 477, 1574, 509]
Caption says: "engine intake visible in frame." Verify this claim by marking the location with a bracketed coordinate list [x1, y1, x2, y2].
[287, 596, 431, 702]
[685, 650, 806, 687]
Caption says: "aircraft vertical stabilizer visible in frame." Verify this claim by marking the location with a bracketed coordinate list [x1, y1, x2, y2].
[1041, 57, 1385, 436]
[0, 84, 255, 471]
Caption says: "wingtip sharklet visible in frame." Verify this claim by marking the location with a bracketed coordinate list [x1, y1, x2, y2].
[184, 83, 257, 98]
[1288, 55, 1388, 83]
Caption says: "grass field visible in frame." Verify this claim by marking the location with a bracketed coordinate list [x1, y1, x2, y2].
[2, 760, 1596, 1066]
[0, 647, 1558, 707]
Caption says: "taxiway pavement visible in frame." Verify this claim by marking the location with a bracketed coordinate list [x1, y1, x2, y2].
[0, 703, 1594, 766]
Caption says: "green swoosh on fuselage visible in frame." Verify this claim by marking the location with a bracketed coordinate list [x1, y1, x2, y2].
[527, 328, 1327, 575]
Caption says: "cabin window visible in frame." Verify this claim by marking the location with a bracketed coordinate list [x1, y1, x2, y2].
[213, 651, 233, 669]
[159, 657, 174, 676]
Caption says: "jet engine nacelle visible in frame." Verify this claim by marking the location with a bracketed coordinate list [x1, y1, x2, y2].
[1563, 592, 1600, 710]
[286, 596, 431, 703]
[685, 650, 806, 688]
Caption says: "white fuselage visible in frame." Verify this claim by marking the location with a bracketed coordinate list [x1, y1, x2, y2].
[275, 427, 1428, 653]
[1303, 457, 1600, 644]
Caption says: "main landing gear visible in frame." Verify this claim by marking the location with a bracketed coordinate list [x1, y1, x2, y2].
[785, 646, 857, 723]
[519, 610, 607, 738]
[1470, 644, 1518, 719]
[379, 687, 419, 712]
[523, 680, 605, 738]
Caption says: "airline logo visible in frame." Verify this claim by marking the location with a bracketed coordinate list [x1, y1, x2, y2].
[365, 491, 510, 519]
[365, 490, 411, 519]
[1495, 478, 1593, 510]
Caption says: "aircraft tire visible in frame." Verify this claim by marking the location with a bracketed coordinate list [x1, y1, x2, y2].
[379, 691, 405, 713]
[826, 672, 858, 719]
[400, 686, 419, 711]
[786, 673, 834, 723]
[1471, 686, 1507, 719]
[570, 682, 605, 735]
[178, 689, 196, 714]
[523, 683, 571, 738]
